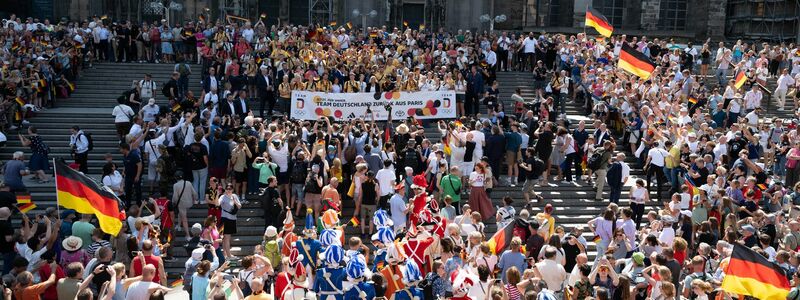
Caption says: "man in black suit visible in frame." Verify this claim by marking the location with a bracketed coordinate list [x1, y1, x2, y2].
[202, 67, 222, 98]
[275, 63, 292, 88]
[255, 66, 275, 117]
[234, 90, 250, 121]
[219, 92, 238, 118]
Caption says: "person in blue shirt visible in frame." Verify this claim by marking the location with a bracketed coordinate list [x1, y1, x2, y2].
[313, 244, 346, 300]
[497, 237, 527, 283]
[504, 124, 523, 186]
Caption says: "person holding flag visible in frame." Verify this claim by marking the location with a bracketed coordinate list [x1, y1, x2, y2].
[296, 208, 321, 287]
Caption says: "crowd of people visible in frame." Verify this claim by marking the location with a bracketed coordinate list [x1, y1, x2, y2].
[5, 11, 800, 300]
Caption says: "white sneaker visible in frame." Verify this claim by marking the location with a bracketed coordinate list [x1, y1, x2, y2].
[21, 120, 30, 125]
[175, 225, 182, 232]
[8, 126, 17, 130]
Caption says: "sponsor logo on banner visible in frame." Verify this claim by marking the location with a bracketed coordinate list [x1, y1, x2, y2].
[290, 90, 457, 121]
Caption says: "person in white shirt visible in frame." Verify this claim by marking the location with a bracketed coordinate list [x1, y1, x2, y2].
[125, 264, 167, 300]
[139, 99, 160, 123]
[138, 74, 157, 100]
[143, 132, 166, 190]
[744, 85, 762, 112]
[535, 246, 567, 293]
[112, 99, 135, 140]
[776, 68, 796, 110]
[522, 33, 537, 71]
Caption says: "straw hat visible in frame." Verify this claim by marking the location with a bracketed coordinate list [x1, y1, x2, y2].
[62, 236, 83, 252]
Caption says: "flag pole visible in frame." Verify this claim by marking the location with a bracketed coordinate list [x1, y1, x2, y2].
[53, 158, 60, 217]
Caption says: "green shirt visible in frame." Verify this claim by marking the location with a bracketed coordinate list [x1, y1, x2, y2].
[71, 221, 95, 250]
[252, 161, 278, 184]
[440, 174, 462, 203]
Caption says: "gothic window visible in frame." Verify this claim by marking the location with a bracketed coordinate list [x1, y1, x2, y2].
[658, 0, 688, 30]
[592, 0, 624, 27]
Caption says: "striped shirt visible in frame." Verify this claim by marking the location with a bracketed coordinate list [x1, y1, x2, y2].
[87, 240, 112, 258]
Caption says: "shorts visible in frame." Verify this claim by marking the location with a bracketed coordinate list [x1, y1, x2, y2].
[305, 193, 321, 208]
[361, 204, 376, 221]
[461, 161, 476, 174]
[277, 172, 290, 185]
[115, 122, 131, 136]
[221, 217, 237, 234]
[505, 150, 519, 167]
[147, 160, 158, 181]
[523, 178, 538, 195]
[209, 167, 227, 179]
[456, 94, 465, 103]
[535, 80, 546, 89]
[292, 183, 305, 203]
[234, 171, 247, 182]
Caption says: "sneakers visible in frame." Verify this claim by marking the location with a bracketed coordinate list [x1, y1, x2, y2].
[21, 120, 30, 125]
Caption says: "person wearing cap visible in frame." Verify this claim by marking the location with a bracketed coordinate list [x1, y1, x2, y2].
[389, 182, 408, 233]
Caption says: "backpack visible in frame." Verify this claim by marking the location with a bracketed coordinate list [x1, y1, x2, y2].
[531, 157, 546, 178]
[178, 63, 190, 76]
[418, 276, 435, 300]
[290, 161, 308, 183]
[80, 132, 94, 152]
[162, 80, 174, 98]
[305, 175, 322, 194]
[403, 148, 420, 171]
[173, 127, 187, 149]
[587, 149, 604, 171]
[344, 137, 357, 163]
[262, 240, 281, 279]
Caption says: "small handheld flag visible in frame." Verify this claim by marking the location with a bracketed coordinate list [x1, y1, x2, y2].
[403, 21, 408, 28]
[16, 194, 35, 213]
[688, 96, 698, 105]
[170, 278, 184, 288]
[329, 21, 337, 27]
[348, 216, 360, 227]
[734, 72, 748, 89]
[346, 22, 353, 29]
[585, 8, 613, 38]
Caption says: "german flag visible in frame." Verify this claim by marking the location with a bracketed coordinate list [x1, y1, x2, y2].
[346, 22, 353, 29]
[348, 216, 360, 227]
[15, 97, 26, 106]
[170, 278, 184, 288]
[38, 79, 46, 93]
[684, 175, 699, 210]
[734, 72, 747, 89]
[487, 222, 514, 254]
[403, 21, 408, 28]
[172, 102, 181, 112]
[618, 43, 656, 80]
[369, 31, 378, 38]
[688, 96, 698, 105]
[198, 15, 206, 23]
[55, 160, 125, 235]
[329, 21, 337, 27]
[16, 194, 36, 213]
[585, 8, 613, 38]
[721, 244, 790, 299]
[65, 80, 75, 92]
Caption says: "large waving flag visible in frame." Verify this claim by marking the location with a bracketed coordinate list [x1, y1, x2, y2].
[684, 175, 699, 210]
[585, 8, 613, 38]
[55, 160, 126, 235]
[721, 244, 790, 299]
[488, 221, 514, 254]
[618, 44, 656, 80]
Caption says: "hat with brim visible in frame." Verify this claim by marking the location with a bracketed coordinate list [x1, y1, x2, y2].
[62, 236, 82, 252]
[742, 224, 756, 234]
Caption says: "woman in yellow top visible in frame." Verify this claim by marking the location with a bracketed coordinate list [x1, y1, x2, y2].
[244, 58, 258, 97]
[317, 76, 332, 92]
[329, 158, 343, 182]
[344, 73, 360, 93]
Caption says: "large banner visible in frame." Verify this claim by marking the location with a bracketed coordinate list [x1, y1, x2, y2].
[290, 90, 456, 121]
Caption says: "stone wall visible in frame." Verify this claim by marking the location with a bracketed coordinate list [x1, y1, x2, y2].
[639, 0, 660, 31]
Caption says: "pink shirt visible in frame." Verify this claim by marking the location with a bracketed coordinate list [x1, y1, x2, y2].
[202, 227, 220, 248]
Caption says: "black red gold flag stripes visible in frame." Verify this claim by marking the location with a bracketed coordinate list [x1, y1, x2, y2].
[721, 243, 790, 299]
[487, 221, 514, 254]
[618, 43, 656, 80]
[55, 160, 125, 235]
[585, 8, 613, 37]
